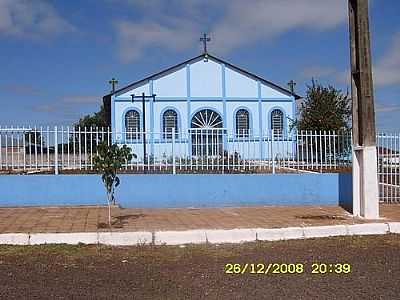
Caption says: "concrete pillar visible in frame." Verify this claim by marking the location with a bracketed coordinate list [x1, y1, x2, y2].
[353, 146, 379, 218]
[352, 149, 360, 216]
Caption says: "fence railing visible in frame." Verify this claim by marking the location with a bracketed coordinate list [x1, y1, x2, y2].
[0, 126, 352, 174]
[377, 133, 400, 203]
[1, 126, 399, 203]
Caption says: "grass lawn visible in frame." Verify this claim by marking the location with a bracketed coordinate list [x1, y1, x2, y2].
[0, 235, 399, 299]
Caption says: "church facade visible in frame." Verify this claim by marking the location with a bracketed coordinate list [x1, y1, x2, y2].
[103, 53, 300, 159]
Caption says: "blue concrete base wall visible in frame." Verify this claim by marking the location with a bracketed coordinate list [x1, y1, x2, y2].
[0, 174, 352, 208]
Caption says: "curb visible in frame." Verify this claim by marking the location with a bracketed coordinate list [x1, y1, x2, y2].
[205, 229, 256, 244]
[0, 222, 399, 246]
[98, 232, 152, 246]
[0, 233, 30, 245]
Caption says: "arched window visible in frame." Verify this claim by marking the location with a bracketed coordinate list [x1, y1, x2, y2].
[125, 110, 140, 139]
[190, 109, 223, 156]
[191, 109, 223, 129]
[163, 109, 178, 139]
[271, 109, 284, 137]
[235, 109, 250, 137]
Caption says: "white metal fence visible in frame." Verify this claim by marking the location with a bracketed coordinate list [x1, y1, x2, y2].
[0, 126, 352, 174]
[377, 133, 400, 203]
[1, 126, 399, 203]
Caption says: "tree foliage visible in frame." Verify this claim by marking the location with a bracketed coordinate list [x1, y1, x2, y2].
[93, 142, 134, 227]
[294, 80, 351, 132]
[70, 104, 109, 153]
[75, 104, 108, 129]
[24, 131, 44, 153]
[25, 131, 42, 145]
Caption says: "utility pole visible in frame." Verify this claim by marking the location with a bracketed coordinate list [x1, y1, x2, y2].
[131, 93, 156, 172]
[348, 0, 379, 218]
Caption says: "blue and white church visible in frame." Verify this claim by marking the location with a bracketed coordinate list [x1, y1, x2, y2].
[103, 44, 300, 159]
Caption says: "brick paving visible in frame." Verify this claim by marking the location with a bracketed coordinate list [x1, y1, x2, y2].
[0, 204, 399, 234]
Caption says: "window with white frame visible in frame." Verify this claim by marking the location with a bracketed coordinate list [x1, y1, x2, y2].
[235, 109, 249, 137]
[271, 109, 284, 137]
[163, 109, 178, 139]
[125, 110, 140, 139]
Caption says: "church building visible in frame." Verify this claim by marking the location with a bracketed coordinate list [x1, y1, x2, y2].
[103, 46, 300, 160]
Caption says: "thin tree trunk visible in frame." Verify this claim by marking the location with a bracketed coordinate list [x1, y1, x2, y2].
[107, 192, 112, 228]
[112, 185, 116, 205]
[108, 202, 111, 228]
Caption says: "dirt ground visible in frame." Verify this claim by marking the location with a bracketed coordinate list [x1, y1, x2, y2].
[0, 235, 399, 299]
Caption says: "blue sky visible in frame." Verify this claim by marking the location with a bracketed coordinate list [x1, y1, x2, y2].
[1, 0, 399, 131]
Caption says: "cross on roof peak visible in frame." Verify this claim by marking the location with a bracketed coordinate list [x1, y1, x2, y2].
[200, 33, 211, 54]
[288, 80, 296, 94]
[109, 77, 118, 93]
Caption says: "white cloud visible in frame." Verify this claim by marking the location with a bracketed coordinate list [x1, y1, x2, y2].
[32, 94, 102, 114]
[334, 32, 400, 87]
[3, 84, 42, 96]
[373, 33, 400, 87]
[113, 0, 348, 62]
[32, 104, 58, 113]
[301, 66, 340, 79]
[114, 19, 199, 63]
[376, 102, 400, 113]
[112, 0, 216, 62]
[211, 0, 347, 53]
[0, 0, 75, 39]
[311, 31, 400, 88]
[61, 95, 102, 104]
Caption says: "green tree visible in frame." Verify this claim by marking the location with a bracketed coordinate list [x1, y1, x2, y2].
[93, 142, 134, 227]
[294, 80, 351, 132]
[25, 131, 44, 153]
[25, 131, 42, 146]
[70, 104, 109, 153]
[75, 104, 108, 129]
[292, 80, 352, 162]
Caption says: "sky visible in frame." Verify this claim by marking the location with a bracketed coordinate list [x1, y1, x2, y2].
[1, 0, 399, 131]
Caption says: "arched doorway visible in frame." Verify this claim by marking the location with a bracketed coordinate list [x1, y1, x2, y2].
[190, 109, 223, 156]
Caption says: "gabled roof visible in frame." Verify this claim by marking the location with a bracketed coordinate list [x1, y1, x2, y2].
[106, 53, 302, 99]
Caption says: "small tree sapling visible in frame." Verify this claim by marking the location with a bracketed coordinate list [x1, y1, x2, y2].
[93, 141, 134, 227]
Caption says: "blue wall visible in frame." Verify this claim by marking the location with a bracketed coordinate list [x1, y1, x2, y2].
[0, 174, 352, 208]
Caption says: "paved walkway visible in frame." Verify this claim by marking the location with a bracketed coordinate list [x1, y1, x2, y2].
[0, 205, 399, 234]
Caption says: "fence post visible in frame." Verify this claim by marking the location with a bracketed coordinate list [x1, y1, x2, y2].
[22, 126, 26, 171]
[271, 129, 275, 174]
[222, 129, 225, 174]
[172, 128, 176, 174]
[54, 126, 59, 175]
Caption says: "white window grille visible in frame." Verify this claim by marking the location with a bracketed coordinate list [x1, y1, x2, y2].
[271, 109, 284, 137]
[190, 109, 223, 156]
[236, 109, 249, 137]
[163, 109, 178, 139]
[125, 110, 140, 139]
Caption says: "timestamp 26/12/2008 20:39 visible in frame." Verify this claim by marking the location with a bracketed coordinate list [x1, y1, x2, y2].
[224, 263, 352, 275]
